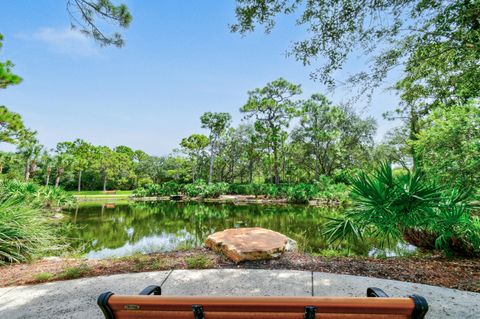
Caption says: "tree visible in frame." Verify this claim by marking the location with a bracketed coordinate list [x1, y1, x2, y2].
[39, 150, 53, 186]
[0, 107, 24, 144]
[373, 126, 411, 169]
[66, 0, 132, 47]
[17, 130, 42, 182]
[293, 94, 376, 178]
[53, 142, 75, 187]
[240, 78, 301, 184]
[112, 146, 136, 189]
[0, 35, 24, 145]
[0, 151, 20, 176]
[200, 112, 232, 183]
[231, 0, 480, 103]
[180, 134, 209, 182]
[412, 100, 480, 188]
[92, 146, 133, 191]
[68, 139, 93, 191]
[0, 34, 22, 89]
[241, 124, 262, 183]
[135, 155, 166, 184]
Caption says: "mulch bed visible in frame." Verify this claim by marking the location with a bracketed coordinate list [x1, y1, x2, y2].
[1, 249, 479, 292]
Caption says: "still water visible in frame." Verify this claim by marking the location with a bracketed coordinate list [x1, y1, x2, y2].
[66, 201, 415, 259]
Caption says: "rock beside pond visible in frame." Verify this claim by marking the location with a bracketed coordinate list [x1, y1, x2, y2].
[205, 227, 297, 263]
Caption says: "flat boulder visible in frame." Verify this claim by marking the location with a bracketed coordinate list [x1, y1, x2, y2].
[205, 227, 297, 263]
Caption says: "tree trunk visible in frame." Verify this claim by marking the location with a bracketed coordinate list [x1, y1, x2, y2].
[46, 166, 51, 186]
[273, 144, 280, 184]
[248, 159, 254, 183]
[77, 170, 82, 192]
[192, 155, 197, 183]
[208, 146, 214, 184]
[24, 160, 30, 181]
[55, 167, 64, 188]
[103, 174, 107, 191]
[0, 165, 3, 174]
[409, 104, 420, 170]
[29, 160, 37, 178]
[229, 159, 235, 183]
[315, 151, 321, 180]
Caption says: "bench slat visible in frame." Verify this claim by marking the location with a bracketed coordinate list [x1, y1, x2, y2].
[112, 310, 410, 319]
[108, 296, 414, 315]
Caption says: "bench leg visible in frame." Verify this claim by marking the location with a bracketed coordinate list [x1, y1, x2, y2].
[192, 304, 205, 319]
[304, 306, 316, 319]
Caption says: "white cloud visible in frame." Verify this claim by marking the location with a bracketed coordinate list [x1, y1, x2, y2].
[30, 27, 100, 57]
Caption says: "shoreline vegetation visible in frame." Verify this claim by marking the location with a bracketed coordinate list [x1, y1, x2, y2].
[74, 193, 345, 207]
[1, 248, 479, 293]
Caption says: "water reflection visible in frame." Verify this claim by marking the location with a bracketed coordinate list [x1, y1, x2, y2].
[66, 201, 415, 259]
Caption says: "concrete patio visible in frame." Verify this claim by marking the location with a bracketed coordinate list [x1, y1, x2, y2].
[0, 269, 478, 318]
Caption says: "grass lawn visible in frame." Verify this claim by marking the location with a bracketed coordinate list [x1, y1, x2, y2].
[70, 190, 133, 198]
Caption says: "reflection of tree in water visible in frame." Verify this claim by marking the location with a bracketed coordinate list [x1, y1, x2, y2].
[65, 202, 403, 257]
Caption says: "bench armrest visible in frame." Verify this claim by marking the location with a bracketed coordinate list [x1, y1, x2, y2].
[139, 285, 162, 295]
[366, 287, 389, 297]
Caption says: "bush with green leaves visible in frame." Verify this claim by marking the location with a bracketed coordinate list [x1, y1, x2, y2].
[133, 182, 182, 197]
[162, 181, 182, 195]
[0, 179, 74, 208]
[134, 180, 348, 202]
[183, 180, 206, 197]
[183, 180, 229, 198]
[228, 183, 255, 195]
[324, 163, 480, 256]
[286, 183, 319, 203]
[0, 192, 64, 264]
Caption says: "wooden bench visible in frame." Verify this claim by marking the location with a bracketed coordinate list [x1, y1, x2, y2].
[98, 285, 428, 319]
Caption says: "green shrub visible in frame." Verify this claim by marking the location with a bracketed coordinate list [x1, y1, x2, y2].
[203, 182, 229, 198]
[132, 187, 148, 197]
[325, 163, 480, 256]
[0, 180, 74, 208]
[161, 181, 181, 195]
[0, 197, 57, 264]
[35, 186, 75, 208]
[133, 182, 182, 197]
[286, 183, 318, 203]
[228, 183, 255, 195]
[183, 180, 228, 198]
[183, 180, 206, 197]
[136, 177, 154, 188]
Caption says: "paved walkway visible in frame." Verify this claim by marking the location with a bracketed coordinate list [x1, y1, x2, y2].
[0, 269, 478, 318]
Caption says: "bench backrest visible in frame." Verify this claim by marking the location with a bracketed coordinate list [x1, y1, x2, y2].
[98, 287, 428, 319]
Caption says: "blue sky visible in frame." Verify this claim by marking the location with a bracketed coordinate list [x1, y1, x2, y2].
[0, 1, 400, 156]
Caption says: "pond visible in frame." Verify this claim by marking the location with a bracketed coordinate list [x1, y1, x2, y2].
[66, 201, 416, 259]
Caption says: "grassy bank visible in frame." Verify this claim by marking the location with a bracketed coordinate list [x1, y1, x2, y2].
[71, 190, 133, 200]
